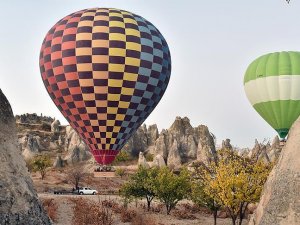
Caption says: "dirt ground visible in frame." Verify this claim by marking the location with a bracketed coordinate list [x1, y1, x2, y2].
[34, 168, 249, 225]
[39, 194, 243, 225]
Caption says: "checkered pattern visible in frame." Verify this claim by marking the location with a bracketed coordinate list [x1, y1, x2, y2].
[40, 8, 171, 164]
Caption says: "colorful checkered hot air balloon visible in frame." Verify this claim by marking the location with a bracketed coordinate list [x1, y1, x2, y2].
[39, 8, 171, 165]
[244, 51, 300, 139]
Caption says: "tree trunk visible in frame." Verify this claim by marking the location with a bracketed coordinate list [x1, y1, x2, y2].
[166, 204, 171, 215]
[238, 202, 248, 225]
[213, 209, 218, 225]
[232, 217, 237, 225]
[147, 199, 151, 211]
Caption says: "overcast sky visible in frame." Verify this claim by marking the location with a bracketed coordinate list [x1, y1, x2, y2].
[0, 0, 299, 148]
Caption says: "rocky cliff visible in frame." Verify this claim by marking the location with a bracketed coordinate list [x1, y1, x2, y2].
[249, 117, 300, 225]
[16, 114, 218, 168]
[0, 89, 51, 224]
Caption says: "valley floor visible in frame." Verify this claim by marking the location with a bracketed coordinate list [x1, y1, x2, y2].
[39, 194, 248, 225]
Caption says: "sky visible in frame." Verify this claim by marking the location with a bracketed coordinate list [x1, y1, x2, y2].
[0, 0, 299, 148]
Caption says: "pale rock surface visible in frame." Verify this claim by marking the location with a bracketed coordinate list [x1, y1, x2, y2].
[152, 154, 166, 168]
[51, 119, 60, 133]
[249, 117, 300, 225]
[221, 138, 233, 150]
[0, 89, 51, 224]
[137, 152, 149, 168]
[64, 126, 91, 164]
[53, 155, 65, 168]
[22, 135, 42, 161]
[196, 125, 217, 165]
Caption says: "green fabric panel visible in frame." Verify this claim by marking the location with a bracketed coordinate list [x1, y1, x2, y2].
[275, 128, 289, 139]
[253, 100, 300, 132]
[244, 51, 300, 84]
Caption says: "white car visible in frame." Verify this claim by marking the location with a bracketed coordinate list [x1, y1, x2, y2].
[78, 187, 98, 195]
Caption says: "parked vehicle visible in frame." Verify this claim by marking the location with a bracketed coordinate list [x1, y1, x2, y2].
[77, 187, 98, 195]
[54, 187, 98, 195]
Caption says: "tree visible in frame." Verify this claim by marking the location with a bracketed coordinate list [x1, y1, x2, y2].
[203, 150, 272, 225]
[67, 165, 87, 189]
[153, 167, 191, 215]
[190, 164, 221, 225]
[115, 167, 126, 178]
[120, 166, 158, 211]
[30, 155, 52, 180]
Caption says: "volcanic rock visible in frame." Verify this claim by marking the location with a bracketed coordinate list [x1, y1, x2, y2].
[0, 89, 51, 224]
[249, 118, 300, 225]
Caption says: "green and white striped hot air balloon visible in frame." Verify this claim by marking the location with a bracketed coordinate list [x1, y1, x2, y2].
[244, 51, 300, 139]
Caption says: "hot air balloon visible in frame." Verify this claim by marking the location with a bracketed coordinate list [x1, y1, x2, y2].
[39, 8, 171, 165]
[244, 51, 300, 139]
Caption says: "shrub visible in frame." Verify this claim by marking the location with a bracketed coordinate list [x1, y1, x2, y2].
[30, 155, 52, 179]
[114, 151, 130, 163]
[145, 153, 154, 162]
[42, 198, 58, 222]
[120, 208, 136, 223]
[153, 167, 191, 215]
[115, 168, 126, 178]
[131, 213, 157, 225]
[72, 198, 113, 225]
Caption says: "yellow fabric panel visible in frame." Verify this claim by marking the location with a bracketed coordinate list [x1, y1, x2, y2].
[93, 132, 101, 138]
[108, 79, 123, 87]
[107, 94, 120, 101]
[109, 21, 125, 28]
[107, 107, 118, 114]
[116, 114, 125, 120]
[108, 64, 125, 72]
[124, 18, 138, 25]
[110, 12, 123, 18]
[121, 87, 134, 95]
[94, 86, 108, 93]
[92, 55, 109, 63]
[107, 120, 115, 126]
[126, 28, 140, 37]
[90, 120, 99, 126]
[86, 107, 97, 114]
[125, 57, 140, 67]
[110, 138, 116, 144]
[118, 101, 130, 108]
[113, 127, 121, 132]
[109, 33, 126, 41]
[105, 144, 111, 149]
[92, 40, 109, 47]
[77, 20, 93, 27]
[93, 26, 109, 33]
[76, 48, 92, 56]
[77, 63, 93, 71]
[76, 33, 93, 41]
[109, 48, 126, 56]
[123, 73, 138, 81]
[126, 42, 141, 51]
[96, 100, 107, 107]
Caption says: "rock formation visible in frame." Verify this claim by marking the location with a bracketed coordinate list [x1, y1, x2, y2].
[51, 119, 60, 133]
[0, 89, 51, 224]
[221, 138, 233, 150]
[196, 125, 217, 165]
[152, 154, 166, 168]
[64, 126, 91, 164]
[53, 155, 65, 168]
[137, 152, 149, 168]
[249, 138, 282, 163]
[249, 118, 300, 225]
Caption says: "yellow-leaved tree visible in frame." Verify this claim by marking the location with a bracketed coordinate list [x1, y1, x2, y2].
[203, 149, 272, 225]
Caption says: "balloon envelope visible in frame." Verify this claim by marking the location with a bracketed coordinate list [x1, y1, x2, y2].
[39, 8, 171, 164]
[244, 51, 300, 139]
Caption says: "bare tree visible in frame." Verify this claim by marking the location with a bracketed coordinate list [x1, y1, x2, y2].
[67, 166, 87, 189]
